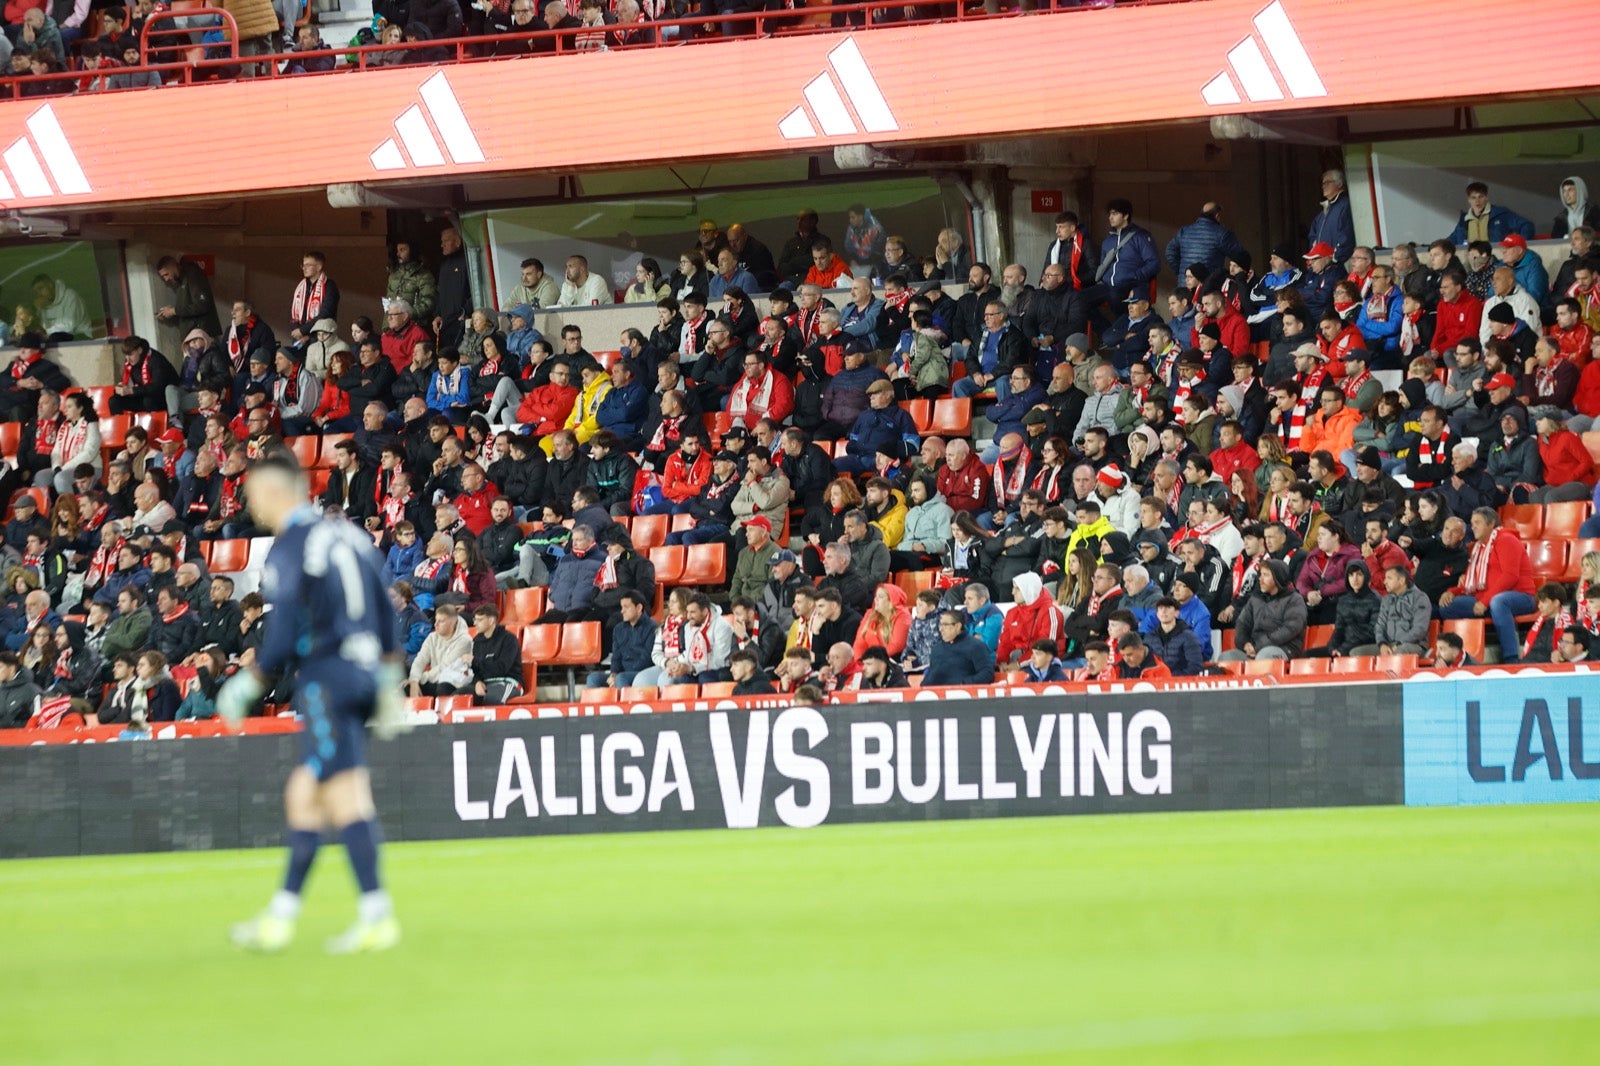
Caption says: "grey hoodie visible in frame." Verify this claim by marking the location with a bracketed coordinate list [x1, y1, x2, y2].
[1374, 582, 1432, 648]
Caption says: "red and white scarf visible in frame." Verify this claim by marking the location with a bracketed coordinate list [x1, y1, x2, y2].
[1281, 400, 1310, 450]
[56, 418, 90, 464]
[663, 616, 685, 660]
[121, 355, 152, 388]
[380, 491, 411, 528]
[415, 555, 449, 582]
[291, 275, 327, 323]
[1577, 578, 1597, 632]
[648, 414, 685, 453]
[685, 619, 713, 669]
[1266, 492, 1289, 524]
[218, 473, 245, 519]
[86, 538, 121, 588]
[1086, 585, 1123, 617]
[1194, 515, 1233, 544]
[9, 351, 40, 379]
[728, 369, 774, 426]
[595, 554, 619, 591]
[1364, 288, 1397, 329]
[993, 452, 1028, 508]
[1297, 367, 1328, 406]
[1232, 551, 1263, 597]
[161, 601, 190, 625]
[1173, 375, 1204, 423]
[227, 318, 255, 367]
[1153, 343, 1182, 386]
[1414, 428, 1453, 486]
[1463, 528, 1500, 594]
[1522, 608, 1571, 660]
[679, 314, 706, 360]
[1534, 361, 1563, 398]
[1398, 311, 1425, 357]
[1341, 367, 1371, 402]
[1030, 464, 1065, 503]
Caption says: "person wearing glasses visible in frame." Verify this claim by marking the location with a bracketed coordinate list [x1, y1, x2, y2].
[952, 299, 1028, 401]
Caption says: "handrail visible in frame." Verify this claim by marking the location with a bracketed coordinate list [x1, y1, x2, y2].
[140, 7, 240, 65]
[0, 0, 1191, 99]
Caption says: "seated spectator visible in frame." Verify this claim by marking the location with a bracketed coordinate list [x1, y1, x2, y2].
[468, 605, 522, 704]
[129, 650, 181, 723]
[1116, 633, 1172, 680]
[1220, 560, 1305, 660]
[1525, 410, 1596, 504]
[1520, 583, 1573, 664]
[922, 609, 995, 687]
[1140, 596, 1206, 676]
[1438, 507, 1536, 663]
[408, 604, 474, 697]
[856, 646, 907, 691]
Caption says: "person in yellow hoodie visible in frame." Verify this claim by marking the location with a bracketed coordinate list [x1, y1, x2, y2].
[862, 475, 908, 549]
[543, 356, 611, 457]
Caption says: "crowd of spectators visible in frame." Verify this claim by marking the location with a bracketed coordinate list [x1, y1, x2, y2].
[0, 0, 1124, 91]
[2, 171, 1600, 728]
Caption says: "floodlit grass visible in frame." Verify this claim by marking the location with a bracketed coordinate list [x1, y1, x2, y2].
[3, 805, 1597, 1064]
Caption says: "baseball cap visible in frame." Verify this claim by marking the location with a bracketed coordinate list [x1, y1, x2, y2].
[1498, 234, 1527, 250]
[1125, 291, 1150, 305]
[156, 428, 185, 446]
[772, 549, 798, 565]
[714, 450, 739, 464]
[1486, 372, 1517, 391]
[746, 515, 773, 533]
[1343, 348, 1370, 363]
[1304, 242, 1335, 260]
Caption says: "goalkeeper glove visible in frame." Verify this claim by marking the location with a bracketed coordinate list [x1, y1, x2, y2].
[370, 661, 412, 741]
[216, 669, 266, 728]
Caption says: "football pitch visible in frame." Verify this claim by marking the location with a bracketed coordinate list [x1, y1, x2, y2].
[3, 804, 1596, 1065]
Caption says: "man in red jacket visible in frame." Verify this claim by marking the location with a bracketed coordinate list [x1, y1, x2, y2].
[1530, 411, 1597, 503]
[453, 463, 500, 536]
[1429, 271, 1483, 357]
[937, 438, 990, 513]
[1438, 507, 1536, 662]
[1191, 290, 1249, 355]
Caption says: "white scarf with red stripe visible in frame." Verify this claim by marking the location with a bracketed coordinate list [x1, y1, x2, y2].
[1030, 464, 1065, 503]
[1464, 528, 1500, 594]
[57, 418, 90, 464]
[993, 451, 1028, 508]
[1086, 585, 1122, 617]
[291, 275, 328, 323]
[1341, 367, 1371, 401]
[1415, 428, 1453, 484]
[596, 554, 619, 591]
[1232, 551, 1262, 597]
[1578, 578, 1597, 632]
[679, 314, 706, 360]
[1398, 311, 1424, 357]
[728, 369, 774, 425]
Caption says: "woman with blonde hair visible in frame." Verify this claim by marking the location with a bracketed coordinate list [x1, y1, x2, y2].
[853, 583, 911, 658]
[1576, 550, 1600, 635]
[1058, 547, 1097, 614]
[1258, 462, 1295, 523]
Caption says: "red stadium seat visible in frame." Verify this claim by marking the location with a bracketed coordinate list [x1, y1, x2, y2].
[631, 514, 668, 552]
[929, 397, 972, 438]
[1542, 501, 1591, 541]
[0, 422, 20, 458]
[286, 436, 320, 469]
[700, 682, 735, 698]
[552, 622, 602, 667]
[404, 696, 435, 713]
[1373, 654, 1419, 676]
[207, 538, 251, 573]
[1441, 618, 1486, 662]
[1330, 655, 1375, 674]
[436, 695, 475, 712]
[899, 399, 932, 434]
[1582, 431, 1600, 467]
[499, 587, 547, 625]
[618, 686, 659, 702]
[1527, 539, 1566, 585]
[100, 414, 131, 450]
[669, 513, 695, 534]
[1302, 624, 1334, 652]
[130, 411, 167, 437]
[895, 569, 936, 599]
[1499, 504, 1543, 540]
[1287, 658, 1329, 676]
[681, 542, 727, 586]
[521, 624, 562, 663]
[660, 684, 699, 701]
[1243, 658, 1285, 676]
[84, 385, 114, 419]
[1563, 539, 1600, 583]
[649, 545, 686, 584]
[704, 411, 733, 438]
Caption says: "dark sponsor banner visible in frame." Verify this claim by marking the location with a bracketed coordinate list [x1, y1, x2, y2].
[0, 687, 1404, 858]
[1403, 674, 1600, 806]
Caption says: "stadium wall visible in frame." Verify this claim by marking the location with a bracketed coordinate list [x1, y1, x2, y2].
[2, 685, 1403, 858]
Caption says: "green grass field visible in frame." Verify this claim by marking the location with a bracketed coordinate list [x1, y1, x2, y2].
[3, 805, 1597, 1065]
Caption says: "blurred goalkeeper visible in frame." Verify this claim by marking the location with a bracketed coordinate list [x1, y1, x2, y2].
[219, 452, 408, 954]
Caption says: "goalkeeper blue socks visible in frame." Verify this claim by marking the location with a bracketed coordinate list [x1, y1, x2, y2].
[282, 828, 321, 896]
[339, 819, 383, 895]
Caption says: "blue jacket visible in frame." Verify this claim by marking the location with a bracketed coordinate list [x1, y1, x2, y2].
[1511, 254, 1549, 300]
[610, 614, 658, 677]
[846, 403, 919, 459]
[383, 540, 423, 587]
[1165, 216, 1245, 277]
[1356, 291, 1404, 353]
[987, 383, 1047, 440]
[1102, 311, 1163, 372]
[965, 602, 1003, 655]
[1446, 204, 1534, 246]
[839, 297, 885, 349]
[548, 548, 604, 612]
[922, 633, 996, 687]
[596, 379, 648, 441]
[1138, 617, 1207, 676]
[1307, 192, 1355, 263]
[1097, 224, 1161, 298]
[708, 269, 758, 300]
[506, 304, 540, 362]
[1297, 265, 1339, 321]
[93, 566, 152, 607]
[426, 366, 471, 412]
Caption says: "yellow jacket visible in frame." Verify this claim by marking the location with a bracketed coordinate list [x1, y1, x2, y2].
[868, 489, 908, 549]
[542, 376, 612, 455]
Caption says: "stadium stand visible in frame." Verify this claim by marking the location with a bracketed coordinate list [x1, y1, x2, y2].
[0, 63, 1598, 730]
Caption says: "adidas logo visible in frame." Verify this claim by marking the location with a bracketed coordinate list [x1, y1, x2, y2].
[0, 105, 90, 200]
[370, 71, 487, 172]
[777, 37, 899, 141]
[1200, 0, 1326, 107]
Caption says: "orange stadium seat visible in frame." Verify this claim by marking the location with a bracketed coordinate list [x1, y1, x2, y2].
[521, 624, 562, 663]
[649, 545, 686, 584]
[1330, 655, 1375, 674]
[553, 622, 602, 667]
[1373, 654, 1419, 675]
[1527, 540, 1566, 585]
[1243, 658, 1285, 676]
[1542, 501, 1591, 541]
[0, 422, 20, 457]
[631, 514, 668, 552]
[1288, 658, 1329, 676]
[286, 436, 320, 469]
[681, 542, 727, 586]
[618, 686, 659, 702]
[100, 414, 131, 450]
[307, 468, 332, 499]
[669, 513, 695, 534]
[436, 694, 475, 713]
[499, 586, 547, 625]
[929, 397, 971, 438]
[1563, 539, 1600, 582]
[84, 386, 114, 419]
[1440, 619, 1486, 662]
[660, 684, 699, 701]
[1302, 624, 1334, 651]
[207, 539, 250, 572]
[130, 411, 167, 437]
[700, 682, 735, 698]
[1499, 504, 1543, 540]
[900, 399, 932, 434]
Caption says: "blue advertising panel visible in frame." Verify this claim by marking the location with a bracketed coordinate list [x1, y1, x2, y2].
[1403, 675, 1600, 806]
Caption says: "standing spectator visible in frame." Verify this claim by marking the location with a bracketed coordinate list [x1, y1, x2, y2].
[386, 241, 437, 322]
[1093, 198, 1159, 303]
[434, 228, 473, 351]
[1447, 182, 1535, 245]
[1307, 170, 1355, 264]
[1552, 177, 1600, 240]
[1165, 202, 1244, 278]
[155, 255, 222, 338]
[287, 251, 339, 348]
